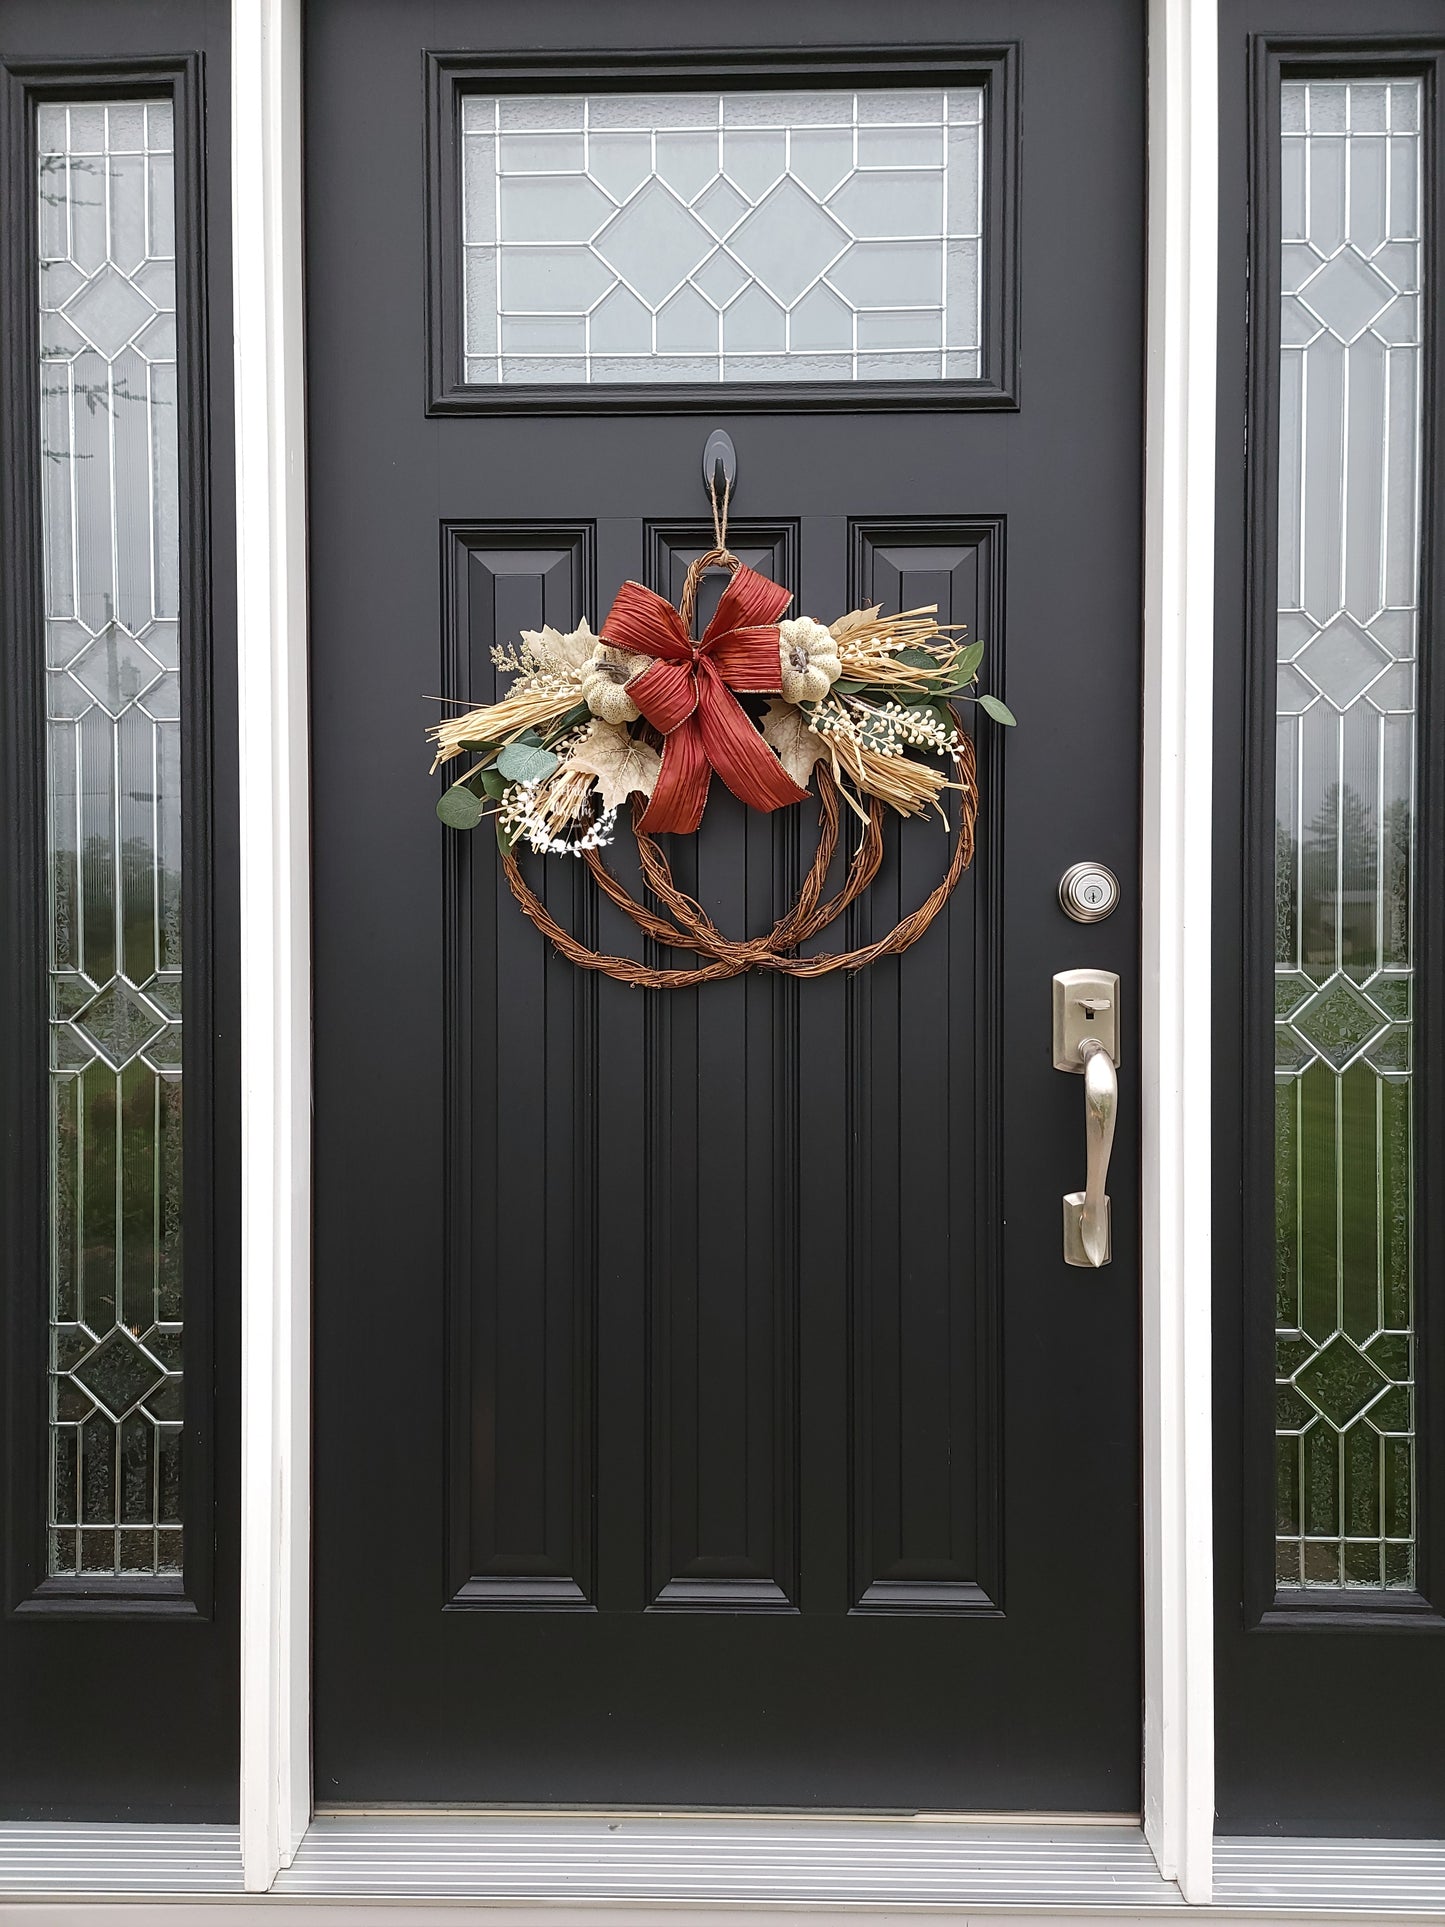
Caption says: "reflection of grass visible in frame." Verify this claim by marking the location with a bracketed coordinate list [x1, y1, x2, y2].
[1282, 1060, 1411, 1344]
[1275, 774, 1415, 1346]
[51, 831, 184, 1334]
[55, 1062, 184, 1333]
[1276, 1056, 1415, 1560]
[1274, 764, 1418, 1565]
[1286, 1065, 1392, 1333]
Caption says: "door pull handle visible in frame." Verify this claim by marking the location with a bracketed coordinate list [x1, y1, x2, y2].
[1052, 970, 1121, 1268]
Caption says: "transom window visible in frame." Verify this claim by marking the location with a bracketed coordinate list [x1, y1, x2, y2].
[459, 88, 984, 385]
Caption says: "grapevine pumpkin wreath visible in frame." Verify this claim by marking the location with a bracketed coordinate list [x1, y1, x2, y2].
[428, 504, 1013, 989]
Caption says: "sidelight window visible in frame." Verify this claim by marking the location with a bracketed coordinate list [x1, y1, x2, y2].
[1271, 77, 1422, 1591]
[37, 99, 186, 1580]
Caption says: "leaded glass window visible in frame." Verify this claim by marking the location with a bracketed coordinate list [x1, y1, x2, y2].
[37, 99, 185, 1579]
[460, 88, 984, 384]
[1273, 77, 1420, 1590]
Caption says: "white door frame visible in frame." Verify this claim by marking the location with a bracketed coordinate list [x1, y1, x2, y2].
[230, 0, 1219, 1898]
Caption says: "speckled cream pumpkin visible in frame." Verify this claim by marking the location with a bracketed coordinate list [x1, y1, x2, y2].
[777, 616, 841, 705]
[580, 642, 651, 725]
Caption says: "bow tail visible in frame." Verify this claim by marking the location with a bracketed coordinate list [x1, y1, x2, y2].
[636, 713, 712, 835]
[695, 666, 810, 814]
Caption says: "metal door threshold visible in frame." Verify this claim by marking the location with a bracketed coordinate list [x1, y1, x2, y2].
[275, 1811, 1183, 1906]
[0, 1818, 1443, 1921]
[1213, 1838, 1445, 1915]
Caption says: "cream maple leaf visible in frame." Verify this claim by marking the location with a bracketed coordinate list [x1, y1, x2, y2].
[826, 604, 883, 646]
[520, 618, 597, 678]
[760, 700, 827, 789]
[564, 719, 663, 811]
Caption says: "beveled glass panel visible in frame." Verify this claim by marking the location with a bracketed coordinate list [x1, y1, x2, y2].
[461, 88, 985, 383]
[1273, 78, 1419, 1591]
[38, 100, 185, 1581]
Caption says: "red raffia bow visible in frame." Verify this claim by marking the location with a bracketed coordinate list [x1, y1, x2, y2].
[600, 565, 810, 835]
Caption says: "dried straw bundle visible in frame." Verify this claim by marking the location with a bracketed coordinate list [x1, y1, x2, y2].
[428, 683, 583, 772]
[821, 729, 962, 820]
[830, 603, 971, 691]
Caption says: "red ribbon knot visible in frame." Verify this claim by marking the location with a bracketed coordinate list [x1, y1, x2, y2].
[600, 564, 809, 835]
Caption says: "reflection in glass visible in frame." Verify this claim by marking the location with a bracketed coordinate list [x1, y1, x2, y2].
[37, 100, 184, 1579]
[460, 89, 984, 384]
[1273, 79, 1420, 1590]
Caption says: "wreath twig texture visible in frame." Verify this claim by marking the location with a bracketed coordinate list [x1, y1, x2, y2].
[429, 544, 1008, 989]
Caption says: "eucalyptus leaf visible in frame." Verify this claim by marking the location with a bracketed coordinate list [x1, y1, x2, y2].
[930, 701, 961, 741]
[436, 783, 485, 830]
[458, 737, 498, 756]
[956, 640, 985, 679]
[831, 679, 870, 696]
[978, 693, 1017, 727]
[478, 766, 507, 800]
[895, 645, 942, 669]
[545, 702, 590, 739]
[517, 727, 545, 748]
[496, 814, 520, 854]
[497, 741, 559, 783]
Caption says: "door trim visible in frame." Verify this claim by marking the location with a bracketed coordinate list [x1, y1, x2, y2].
[233, 0, 311, 1894]
[1140, 0, 1218, 1903]
[230, 0, 1220, 1900]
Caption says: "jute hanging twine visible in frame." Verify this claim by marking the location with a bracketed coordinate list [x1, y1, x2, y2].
[497, 541, 978, 990]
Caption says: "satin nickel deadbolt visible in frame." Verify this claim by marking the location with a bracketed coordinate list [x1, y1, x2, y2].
[1059, 861, 1120, 923]
[1053, 970, 1121, 1268]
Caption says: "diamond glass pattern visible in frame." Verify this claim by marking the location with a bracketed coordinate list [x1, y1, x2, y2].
[1291, 977, 1388, 1068]
[73, 980, 167, 1068]
[38, 101, 185, 1581]
[1295, 615, 1389, 709]
[1273, 80, 1419, 1592]
[72, 1329, 166, 1419]
[461, 88, 984, 384]
[1297, 248, 1396, 342]
[1295, 1337, 1390, 1428]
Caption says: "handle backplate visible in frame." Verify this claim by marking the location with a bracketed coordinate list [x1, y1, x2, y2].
[1053, 970, 1121, 1269]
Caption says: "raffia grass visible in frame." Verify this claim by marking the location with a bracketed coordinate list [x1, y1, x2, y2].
[428, 683, 581, 772]
[830, 602, 969, 686]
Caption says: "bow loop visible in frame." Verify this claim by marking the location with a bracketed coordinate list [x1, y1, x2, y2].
[700, 563, 794, 646]
[600, 581, 693, 662]
[597, 563, 808, 834]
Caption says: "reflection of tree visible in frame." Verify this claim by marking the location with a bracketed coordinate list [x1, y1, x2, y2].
[37, 150, 99, 209]
[37, 143, 170, 463]
[1275, 819, 1296, 961]
[1381, 799, 1411, 961]
[53, 831, 182, 983]
[1281, 781, 1413, 971]
[40, 370, 157, 463]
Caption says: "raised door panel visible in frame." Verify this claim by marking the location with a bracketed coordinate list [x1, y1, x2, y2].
[847, 521, 1004, 1612]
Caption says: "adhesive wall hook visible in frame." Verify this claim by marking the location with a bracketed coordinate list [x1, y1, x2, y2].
[701, 429, 737, 500]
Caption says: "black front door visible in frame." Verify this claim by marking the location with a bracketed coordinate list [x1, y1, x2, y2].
[307, 0, 1145, 1811]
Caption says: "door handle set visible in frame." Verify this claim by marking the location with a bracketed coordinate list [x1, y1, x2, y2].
[1052, 969, 1120, 1268]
